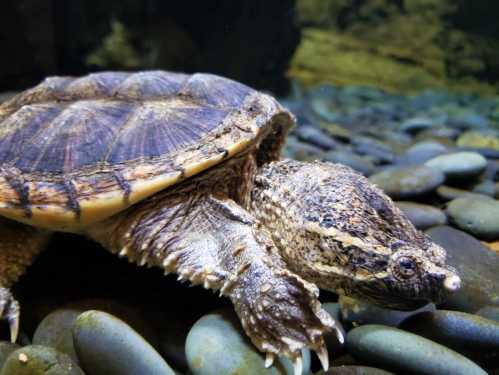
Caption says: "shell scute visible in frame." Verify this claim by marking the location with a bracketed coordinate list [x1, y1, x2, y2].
[0, 71, 293, 231]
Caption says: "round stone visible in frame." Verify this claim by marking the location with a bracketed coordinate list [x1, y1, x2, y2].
[399, 141, 448, 165]
[0, 345, 84, 375]
[185, 308, 311, 375]
[72, 310, 175, 375]
[475, 306, 499, 322]
[425, 152, 487, 180]
[322, 150, 375, 176]
[315, 365, 395, 374]
[351, 137, 395, 164]
[294, 125, 342, 151]
[400, 310, 499, 367]
[426, 225, 499, 312]
[0, 342, 21, 369]
[369, 166, 444, 199]
[347, 325, 487, 375]
[33, 309, 81, 363]
[436, 185, 487, 201]
[395, 201, 447, 230]
[446, 196, 499, 240]
[339, 296, 435, 327]
[400, 117, 438, 135]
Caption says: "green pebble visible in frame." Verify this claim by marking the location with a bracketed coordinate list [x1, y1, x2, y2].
[185, 308, 311, 375]
[0, 342, 21, 369]
[72, 310, 175, 375]
[33, 309, 82, 363]
[0, 345, 84, 375]
[315, 365, 394, 374]
[346, 325, 487, 375]
[446, 196, 499, 239]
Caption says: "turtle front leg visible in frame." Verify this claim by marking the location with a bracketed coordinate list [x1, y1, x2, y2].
[87, 193, 341, 374]
[0, 218, 52, 341]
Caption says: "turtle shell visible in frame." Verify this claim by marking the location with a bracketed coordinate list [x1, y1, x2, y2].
[0, 71, 293, 231]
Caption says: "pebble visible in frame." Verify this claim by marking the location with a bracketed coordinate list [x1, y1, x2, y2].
[395, 201, 447, 229]
[315, 366, 394, 374]
[399, 141, 448, 165]
[321, 150, 375, 176]
[339, 296, 435, 327]
[369, 165, 444, 199]
[294, 125, 342, 150]
[185, 308, 310, 375]
[457, 131, 499, 150]
[475, 305, 499, 322]
[400, 117, 438, 135]
[346, 325, 487, 375]
[351, 137, 395, 164]
[426, 225, 499, 311]
[436, 185, 487, 201]
[425, 152, 487, 180]
[0, 342, 21, 368]
[0, 345, 84, 375]
[400, 310, 499, 367]
[72, 310, 175, 375]
[446, 196, 499, 239]
[32, 309, 82, 363]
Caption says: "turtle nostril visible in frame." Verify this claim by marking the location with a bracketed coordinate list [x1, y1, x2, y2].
[443, 274, 461, 292]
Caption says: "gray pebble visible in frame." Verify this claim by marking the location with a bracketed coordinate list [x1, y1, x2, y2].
[475, 306, 499, 322]
[185, 308, 311, 375]
[321, 150, 375, 176]
[33, 309, 81, 363]
[395, 201, 447, 229]
[339, 296, 435, 327]
[347, 325, 487, 375]
[400, 310, 499, 366]
[425, 152, 487, 180]
[436, 185, 487, 201]
[447, 196, 499, 239]
[315, 365, 394, 374]
[351, 137, 395, 164]
[399, 141, 448, 165]
[294, 126, 341, 151]
[369, 165, 444, 199]
[72, 310, 175, 375]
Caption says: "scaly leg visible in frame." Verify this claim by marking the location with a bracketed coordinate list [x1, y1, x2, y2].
[0, 218, 51, 341]
[87, 192, 342, 374]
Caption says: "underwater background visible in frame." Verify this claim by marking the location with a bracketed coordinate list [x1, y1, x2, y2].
[0, 1, 499, 374]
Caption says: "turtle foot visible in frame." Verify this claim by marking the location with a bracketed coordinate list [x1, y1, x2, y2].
[232, 268, 342, 375]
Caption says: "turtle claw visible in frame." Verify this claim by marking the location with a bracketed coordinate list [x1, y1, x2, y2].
[264, 352, 275, 368]
[315, 342, 330, 371]
[0, 287, 20, 343]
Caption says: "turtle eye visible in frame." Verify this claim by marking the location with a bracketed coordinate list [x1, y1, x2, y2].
[394, 256, 417, 279]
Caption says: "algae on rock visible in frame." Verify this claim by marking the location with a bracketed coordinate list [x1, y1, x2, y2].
[291, 0, 499, 95]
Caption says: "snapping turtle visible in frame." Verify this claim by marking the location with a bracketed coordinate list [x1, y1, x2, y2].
[0, 71, 459, 374]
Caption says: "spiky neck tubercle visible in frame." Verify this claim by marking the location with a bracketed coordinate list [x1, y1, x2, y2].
[250, 159, 460, 309]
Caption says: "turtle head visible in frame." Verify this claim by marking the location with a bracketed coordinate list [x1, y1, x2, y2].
[251, 159, 460, 310]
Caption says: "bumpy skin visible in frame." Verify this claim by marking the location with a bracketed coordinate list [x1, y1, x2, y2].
[0, 218, 51, 341]
[87, 165, 338, 372]
[251, 159, 460, 310]
[88, 156, 460, 375]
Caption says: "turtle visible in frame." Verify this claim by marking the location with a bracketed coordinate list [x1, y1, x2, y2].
[0, 71, 460, 374]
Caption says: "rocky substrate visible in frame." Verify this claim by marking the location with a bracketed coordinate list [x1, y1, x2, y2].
[0, 87, 499, 374]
